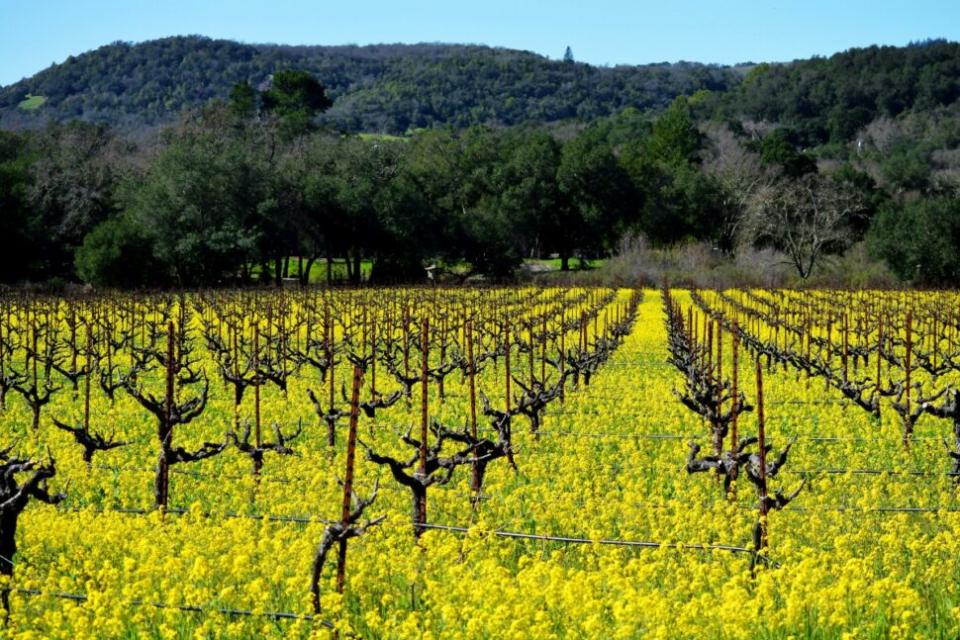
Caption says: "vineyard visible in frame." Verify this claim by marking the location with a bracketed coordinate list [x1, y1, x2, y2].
[1, 286, 960, 639]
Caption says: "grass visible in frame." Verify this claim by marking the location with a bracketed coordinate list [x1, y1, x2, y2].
[250, 258, 374, 284]
[524, 258, 607, 272]
[357, 132, 408, 142]
[249, 256, 605, 285]
[17, 94, 46, 110]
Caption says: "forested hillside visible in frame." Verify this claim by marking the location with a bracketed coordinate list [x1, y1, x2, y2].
[705, 38, 960, 146]
[4, 37, 960, 139]
[0, 36, 737, 133]
[3, 37, 960, 288]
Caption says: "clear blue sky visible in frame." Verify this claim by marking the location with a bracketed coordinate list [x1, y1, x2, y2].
[2, 0, 959, 86]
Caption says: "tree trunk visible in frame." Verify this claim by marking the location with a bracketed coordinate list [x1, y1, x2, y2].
[560, 254, 570, 272]
[155, 450, 169, 510]
[353, 252, 362, 284]
[325, 415, 336, 448]
[412, 485, 427, 538]
[302, 257, 316, 286]
[0, 512, 18, 616]
[274, 257, 282, 287]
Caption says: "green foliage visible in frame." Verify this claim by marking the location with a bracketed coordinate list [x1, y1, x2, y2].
[74, 214, 160, 287]
[228, 82, 257, 120]
[124, 115, 264, 286]
[0, 131, 34, 282]
[26, 121, 117, 275]
[714, 39, 960, 146]
[758, 129, 817, 177]
[619, 101, 721, 246]
[556, 126, 634, 266]
[867, 197, 960, 284]
[878, 143, 932, 192]
[0, 36, 737, 133]
[17, 94, 46, 110]
[645, 97, 701, 166]
[831, 164, 888, 235]
[260, 70, 332, 139]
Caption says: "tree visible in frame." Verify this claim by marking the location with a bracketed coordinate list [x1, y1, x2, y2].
[745, 173, 863, 279]
[645, 96, 701, 167]
[75, 214, 162, 288]
[701, 123, 777, 253]
[125, 111, 263, 286]
[406, 126, 523, 280]
[498, 129, 562, 260]
[556, 126, 633, 270]
[867, 196, 960, 284]
[563, 46, 575, 63]
[330, 137, 406, 283]
[0, 449, 65, 614]
[27, 121, 117, 278]
[228, 81, 257, 120]
[757, 129, 817, 178]
[261, 70, 332, 140]
[0, 131, 34, 283]
[300, 135, 345, 284]
[621, 97, 720, 246]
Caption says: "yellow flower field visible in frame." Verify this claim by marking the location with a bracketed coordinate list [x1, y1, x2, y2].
[0, 287, 958, 639]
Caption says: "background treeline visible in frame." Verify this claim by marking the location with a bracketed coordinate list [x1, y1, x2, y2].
[3, 39, 960, 287]
[0, 36, 737, 133]
[4, 36, 960, 140]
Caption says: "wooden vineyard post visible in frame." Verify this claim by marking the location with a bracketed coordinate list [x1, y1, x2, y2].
[755, 358, 769, 555]
[559, 314, 566, 403]
[593, 307, 598, 343]
[505, 324, 511, 412]
[716, 320, 723, 384]
[730, 323, 739, 449]
[84, 324, 92, 438]
[438, 317, 446, 402]
[30, 327, 38, 430]
[69, 307, 77, 395]
[541, 316, 547, 384]
[580, 313, 587, 353]
[231, 324, 240, 430]
[904, 311, 913, 447]
[158, 321, 175, 512]
[336, 365, 364, 594]
[714, 320, 723, 454]
[706, 321, 714, 384]
[728, 322, 740, 500]
[253, 327, 261, 455]
[842, 314, 849, 384]
[824, 318, 833, 391]
[826, 319, 833, 360]
[403, 306, 411, 390]
[467, 321, 480, 494]
[528, 324, 535, 388]
[932, 314, 938, 372]
[416, 317, 430, 537]
[328, 311, 337, 447]
[877, 315, 883, 389]
[0, 312, 5, 409]
[370, 316, 377, 399]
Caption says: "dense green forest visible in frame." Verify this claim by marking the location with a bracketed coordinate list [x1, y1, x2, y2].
[0, 36, 738, 133]
[3, 38, 960, 287]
